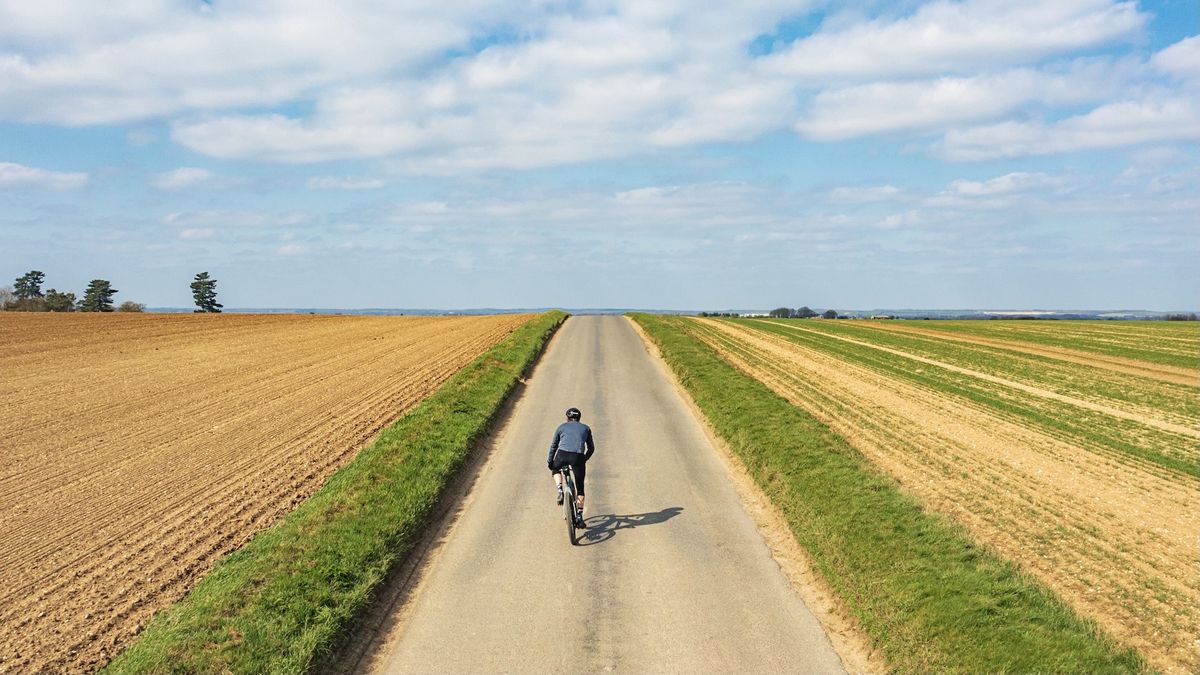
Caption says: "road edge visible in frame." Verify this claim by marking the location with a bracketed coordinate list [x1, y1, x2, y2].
[626, 315, 885, 674]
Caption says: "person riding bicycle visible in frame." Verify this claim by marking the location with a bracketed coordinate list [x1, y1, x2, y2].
[547, 407, 595, 522]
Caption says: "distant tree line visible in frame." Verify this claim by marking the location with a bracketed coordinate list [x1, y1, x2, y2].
[1, 270, 129, 312]
[696, 306, 840, 319]
[769, 306, 838, 319]
[1, 270, 222, 313]
[1164, 313, 1198, 321]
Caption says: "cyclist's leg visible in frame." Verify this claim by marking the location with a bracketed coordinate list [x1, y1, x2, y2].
[550, 454, 564, 487]
[573, 457, 586, 512]
[550, 456, 566, 502]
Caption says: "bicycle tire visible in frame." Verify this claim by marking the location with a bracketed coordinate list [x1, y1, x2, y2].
[564, 469, 578, 546]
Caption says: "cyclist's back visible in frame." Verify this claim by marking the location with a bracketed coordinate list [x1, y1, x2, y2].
[549, 419, 594, 458]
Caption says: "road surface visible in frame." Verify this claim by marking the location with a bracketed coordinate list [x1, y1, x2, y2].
[368, 315, 845, 673]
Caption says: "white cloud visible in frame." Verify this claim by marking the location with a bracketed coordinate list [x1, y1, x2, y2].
[828, 185, 904, 203]
[940, 96, 1200, 160]
[152, 167, 214, 190]
[762, 0, 1144, 80]
[0, 1, 1187, 170]
[948, 172, 1065, 196]
[1152, 35, 1200, 82]
[306, 176, 386, 190]
[0, 2, 504, 125]
[874, 209, 934, 230]
[796, 60, 1130, 140]
[1146, 169, 1200, 194]
[179, 227, 216, 240]
[1128, 146, 1191, 170]
[0, 161, 88, 189]
[923, 171, 1068, 208]
[170, 43, 797, 168]
[277, 243, 308, 256]
[145, 3, 800, 167]
[163, 210, 308, 228]
[125, 127, 158, 146]
[1115, 146, 1196, 188]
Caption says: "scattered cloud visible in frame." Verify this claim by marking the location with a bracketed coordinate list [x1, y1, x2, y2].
[948, 172, 1065, 196]
[0, 2, 502, 125]
[179, 227, 216, 240]
[152, 167, 215, 190]
[0, 161, 88, 189]
[163, 210, 309, 228]
[828, 185, 904, 203]
[923, 171, 1069, 208]
[1152, 35, 1200, 82]
[761, 0, 1145, 80]
[125, 127, 158, 146]
[306, 175, 386, 190]
[796, 60, 1130, 140]
[0, 1, 1189, 168]
[939, 96, 1200, 160]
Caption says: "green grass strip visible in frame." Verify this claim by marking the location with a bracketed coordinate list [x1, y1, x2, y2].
[105, 311, 566, 674]
[631, 313, 1144, 673]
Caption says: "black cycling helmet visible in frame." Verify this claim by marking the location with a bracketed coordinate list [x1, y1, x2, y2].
[565, 407, 582, 420]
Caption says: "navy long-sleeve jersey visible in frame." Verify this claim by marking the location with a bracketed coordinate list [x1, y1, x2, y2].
[547, 420, 595, 463]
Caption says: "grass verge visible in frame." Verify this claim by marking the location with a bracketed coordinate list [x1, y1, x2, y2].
[104, 310, 566, 674]
[631, 313, 1144, 673]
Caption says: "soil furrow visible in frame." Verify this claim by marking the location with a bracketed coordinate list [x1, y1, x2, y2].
[853, 320, 1199, 386]
[759, 320, 1200, 440]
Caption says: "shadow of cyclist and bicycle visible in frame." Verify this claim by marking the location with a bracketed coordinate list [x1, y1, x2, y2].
[575, 506, 684, 546]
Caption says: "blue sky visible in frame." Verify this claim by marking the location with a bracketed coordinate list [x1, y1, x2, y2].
[1, 0, 1197, 310]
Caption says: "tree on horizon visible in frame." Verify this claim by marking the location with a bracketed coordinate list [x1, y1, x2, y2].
[118, 300, 146, 312]
[44, 289, 77, 312]
[79, 279, 118, 312]
[9, 270, 48, 310]
[191, 272, 223, 313]
[14, 270, 45, 300]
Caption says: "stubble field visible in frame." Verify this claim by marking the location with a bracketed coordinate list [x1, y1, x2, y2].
[0, 312, 531, 673]
[686, 318, 1199, 672]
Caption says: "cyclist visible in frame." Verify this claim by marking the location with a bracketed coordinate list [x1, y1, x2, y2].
[547, 407, 595, 523]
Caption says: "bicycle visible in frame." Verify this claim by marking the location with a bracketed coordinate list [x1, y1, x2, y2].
[558, 464, 585, 545]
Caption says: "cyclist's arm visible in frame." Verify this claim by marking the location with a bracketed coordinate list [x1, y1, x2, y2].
[583, 427, 595, 460]
[547, 428, 561, 464]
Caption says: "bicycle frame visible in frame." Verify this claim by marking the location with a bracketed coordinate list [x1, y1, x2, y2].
[559, 465, 581, 544]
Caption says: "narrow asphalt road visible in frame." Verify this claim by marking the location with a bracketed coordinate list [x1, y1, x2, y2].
[370, 315, 845, 673]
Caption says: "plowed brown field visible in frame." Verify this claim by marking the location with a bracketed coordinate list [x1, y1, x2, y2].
[855, 320, 1199, 386]
[691, 318, 1200, 673]
[0, 312, 531, 673]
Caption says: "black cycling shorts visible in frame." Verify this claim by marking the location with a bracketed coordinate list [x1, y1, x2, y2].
[549, 451, 587, 496]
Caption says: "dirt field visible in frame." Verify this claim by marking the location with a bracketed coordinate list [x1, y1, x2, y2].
[0, 312, 531, 673]
[857, 320, 1198, 386]
[690, 318, 1200, 673]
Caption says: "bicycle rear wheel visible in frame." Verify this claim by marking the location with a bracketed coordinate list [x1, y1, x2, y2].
[563, 470, 578, 546]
